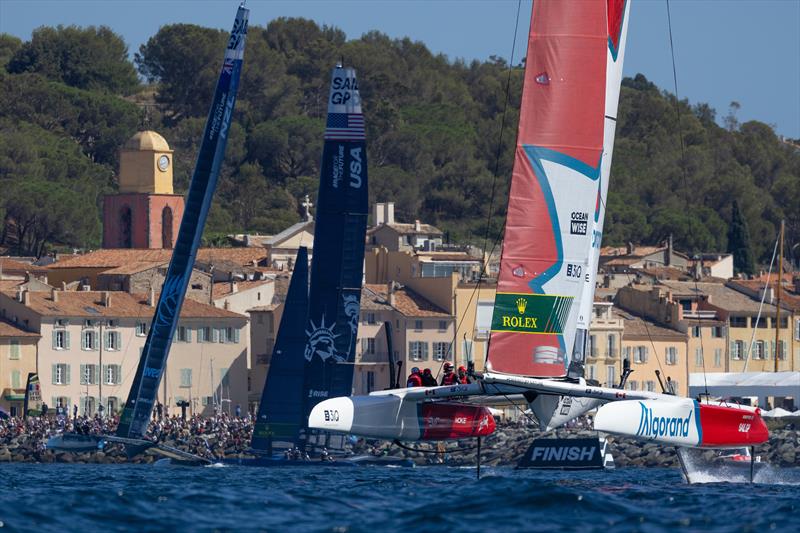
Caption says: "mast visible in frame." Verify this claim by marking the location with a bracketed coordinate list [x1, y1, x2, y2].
[302, 65, 369, 418]
[116, 5, 248, 439]
[775, 220, 784, 372]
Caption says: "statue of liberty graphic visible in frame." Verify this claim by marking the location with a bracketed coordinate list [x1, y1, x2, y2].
[304, 293, 361, 363]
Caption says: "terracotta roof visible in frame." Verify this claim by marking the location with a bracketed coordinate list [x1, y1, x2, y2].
[361, 286, 394, 311]
[727, 280, 800, 312]
[0, 290, 246, 320]
[48, 248, 267, 269]
[100, 261, 167, 275]
[658, 280, 779, 315]
[417, 253, 479, 262]
[0, 318, 40, 338]
[370, 223, 443, 236]
[364, 284, 449, 317]
[603, 257, 641, 267]
[640, 266, 692, 281]
[615, 309, 686, 341]
[0, 280, 24, 292]
[247, 304, 279, 312]
[212, 280, 271, 299]
[0, 258, 49, 274]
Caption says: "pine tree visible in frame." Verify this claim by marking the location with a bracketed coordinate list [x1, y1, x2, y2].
[727, 200, 756, 275]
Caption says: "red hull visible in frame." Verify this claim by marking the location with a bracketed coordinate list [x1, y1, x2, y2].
[698, 404, 769, 448]
[419, 403, 496, 440]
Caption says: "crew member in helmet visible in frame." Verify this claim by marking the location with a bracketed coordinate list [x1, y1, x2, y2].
[440, 362, 458, 385]
[407, 367, 423, 387]
[421, 368, 438, 387]
[457, 365, 471, 384]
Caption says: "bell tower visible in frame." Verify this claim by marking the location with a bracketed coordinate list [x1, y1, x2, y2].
[103, 131, 185, 249]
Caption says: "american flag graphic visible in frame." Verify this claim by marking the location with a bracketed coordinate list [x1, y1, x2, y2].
[325, 113, 365, 140]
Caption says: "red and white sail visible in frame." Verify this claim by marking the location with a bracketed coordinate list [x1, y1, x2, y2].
[487, 0, 630, 378]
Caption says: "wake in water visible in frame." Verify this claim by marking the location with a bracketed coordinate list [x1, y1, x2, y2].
[677, 448, 800, 485]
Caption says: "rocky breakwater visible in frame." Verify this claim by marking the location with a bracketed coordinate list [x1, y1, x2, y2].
[0, 421, 797, 467]
[353, 422, 800, 468]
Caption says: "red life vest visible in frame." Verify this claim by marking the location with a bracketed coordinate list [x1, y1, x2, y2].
[407, 373, 423, 387]
[441, 372, 458, 385]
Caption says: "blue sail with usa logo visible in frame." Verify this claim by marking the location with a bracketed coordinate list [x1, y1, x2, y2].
[302, 65, 369, 420]
[116, 5, 248, 440]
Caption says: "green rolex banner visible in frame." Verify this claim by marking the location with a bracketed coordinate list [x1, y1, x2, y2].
[491, 293, 573, 335]
[24, 373, 42, 417]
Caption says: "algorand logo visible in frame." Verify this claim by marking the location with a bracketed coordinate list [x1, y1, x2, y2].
[636, 402, 692, 440]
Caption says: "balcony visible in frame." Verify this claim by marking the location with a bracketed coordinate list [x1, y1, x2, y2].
[683, 310, 717, 320]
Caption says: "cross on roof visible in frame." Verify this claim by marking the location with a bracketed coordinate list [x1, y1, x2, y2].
[302, 194, 314, 221]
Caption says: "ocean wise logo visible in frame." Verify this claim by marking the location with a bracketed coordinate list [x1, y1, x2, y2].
[636, 402, 693, 440]
[491, 293, 573, 335]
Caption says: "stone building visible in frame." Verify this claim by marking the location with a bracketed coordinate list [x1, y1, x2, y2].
[0, 288, 248, 417]
[0, 318, 39, 415]
[103, 131, 184, 249]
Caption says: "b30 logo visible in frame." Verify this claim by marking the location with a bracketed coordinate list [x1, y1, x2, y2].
[323, 410, 339, 422]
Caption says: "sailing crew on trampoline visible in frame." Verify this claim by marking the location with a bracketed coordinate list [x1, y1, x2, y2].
[440, 362, 458, 385]
[457, 366, 471, 385]
[421, 368, 438, 387]
[407, 367, 423, 387]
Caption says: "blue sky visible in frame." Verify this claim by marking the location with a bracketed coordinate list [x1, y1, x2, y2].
[1, 0, 798, 138]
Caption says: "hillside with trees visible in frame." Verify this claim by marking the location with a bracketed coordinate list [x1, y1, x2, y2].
[0, 20, 798, 272]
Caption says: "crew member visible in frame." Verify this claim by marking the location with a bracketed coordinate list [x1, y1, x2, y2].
[440, 362, 458, 385]
[407, 367, 423, 387]
[421, 368, 437, 387]
[457, 365, 471, 384]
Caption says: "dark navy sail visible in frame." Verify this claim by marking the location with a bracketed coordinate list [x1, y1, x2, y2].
[303, 66, 368, 416]
[116, 6, 248, 439]
[252, 247, 310, 452]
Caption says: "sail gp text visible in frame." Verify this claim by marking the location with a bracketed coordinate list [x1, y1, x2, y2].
[331, 146, 363, 189]
[330, 76, 359, 105]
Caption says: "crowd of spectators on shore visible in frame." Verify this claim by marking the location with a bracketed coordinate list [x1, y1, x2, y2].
[0, 410, 255, 458]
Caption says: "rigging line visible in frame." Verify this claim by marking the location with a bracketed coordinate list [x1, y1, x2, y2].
[617, 267, 668, 383]
[743, 231, 779, 373]
[485, 382, 540, 426]
[667, 0, 707, 397]
[435, 0, 524, 380]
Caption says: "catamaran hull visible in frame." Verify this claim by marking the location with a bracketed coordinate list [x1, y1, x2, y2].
[594, 399, 769, 448]
[308, 396, 496, 441]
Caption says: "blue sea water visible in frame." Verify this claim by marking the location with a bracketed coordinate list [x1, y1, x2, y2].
[0, 464, 798, 532]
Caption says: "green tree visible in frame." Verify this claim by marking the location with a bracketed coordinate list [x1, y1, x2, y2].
[727, 200, 756, 275]
[8, 26, 138, 94]
[0, 34, 22, 69]
[136, 24, 227, 118]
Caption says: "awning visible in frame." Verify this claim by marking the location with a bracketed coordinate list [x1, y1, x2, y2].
[689, 372, 800, 399]
[2, 388, 25, 401]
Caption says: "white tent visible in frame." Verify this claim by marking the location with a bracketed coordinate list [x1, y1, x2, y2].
[689, 372, 800, 408]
